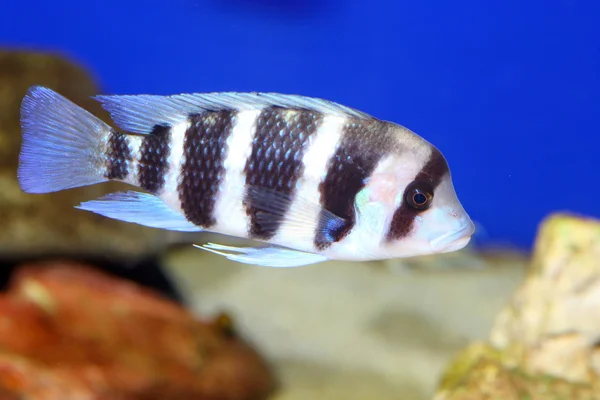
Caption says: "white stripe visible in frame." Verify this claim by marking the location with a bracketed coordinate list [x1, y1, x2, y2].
[158, 120, 189, 212]
[212, 109, 262, 236]
[269, 114, 348, 252]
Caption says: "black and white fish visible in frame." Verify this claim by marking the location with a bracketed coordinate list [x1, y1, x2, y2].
[17, 86, 475, 267]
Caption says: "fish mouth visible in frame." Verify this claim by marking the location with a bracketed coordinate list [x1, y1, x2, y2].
[430, 221, 476, 253]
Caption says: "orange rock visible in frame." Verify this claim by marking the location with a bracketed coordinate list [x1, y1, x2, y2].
[0, 260, 274, 400]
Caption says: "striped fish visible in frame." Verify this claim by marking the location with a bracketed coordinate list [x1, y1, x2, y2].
[17, 86, 474, 267]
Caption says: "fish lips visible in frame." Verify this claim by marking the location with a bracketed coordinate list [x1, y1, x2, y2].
[429, 220, 475, 253]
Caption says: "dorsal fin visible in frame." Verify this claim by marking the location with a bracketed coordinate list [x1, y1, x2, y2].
[93, 91, 371, 134]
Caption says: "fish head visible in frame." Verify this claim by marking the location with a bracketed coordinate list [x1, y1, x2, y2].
[377, 146, 475, 259]
[412, 172, 475, 254]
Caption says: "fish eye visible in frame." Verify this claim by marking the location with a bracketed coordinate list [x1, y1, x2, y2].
[405, 181, 434, 210]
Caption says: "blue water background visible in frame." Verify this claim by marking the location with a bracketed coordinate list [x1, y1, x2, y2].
[1, 0, 598, 251]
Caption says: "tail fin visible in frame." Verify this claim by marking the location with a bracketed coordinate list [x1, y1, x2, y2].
[18, 86, 111, 194]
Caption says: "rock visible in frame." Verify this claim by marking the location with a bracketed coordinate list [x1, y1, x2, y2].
[0, 50, 170, 260]
[0, 260, 274, 399]
[434, 343, 597, 400]
[433, 213, 600, 399]
[490, 213, 600, 383]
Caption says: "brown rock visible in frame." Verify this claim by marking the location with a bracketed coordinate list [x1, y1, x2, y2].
[0, 260, 274, 399]
[0, 50, 173, 259]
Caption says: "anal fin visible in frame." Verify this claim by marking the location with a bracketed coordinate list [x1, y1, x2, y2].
[195, 243, 328, 267]
[76, 191, 203, 232]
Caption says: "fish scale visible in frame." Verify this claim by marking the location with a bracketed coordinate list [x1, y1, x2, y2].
[137, 126, 171, 193]
[105, 131, 132, 180]
[244, 106, 323, 240]
[178, 110, 237, 228]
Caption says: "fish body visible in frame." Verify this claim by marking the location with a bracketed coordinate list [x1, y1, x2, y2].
[17, 86, 474, 267]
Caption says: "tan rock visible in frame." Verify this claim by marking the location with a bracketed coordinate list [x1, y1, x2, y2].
[490, 213, 600, 383]
[433, 213, 600, 399]
[434, 343, 598, 400]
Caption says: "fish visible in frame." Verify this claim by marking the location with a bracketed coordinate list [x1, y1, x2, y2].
[17, 85, 475, 267]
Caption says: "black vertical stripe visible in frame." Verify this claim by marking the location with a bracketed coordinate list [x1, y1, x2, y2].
[314, 119, 393, 250]
[137, 124, 171, 193]
[179, 110, 237, 228]
[386, 147, 449, 241]
[104, 131, 132, 180]
[244, 106, 323, 240]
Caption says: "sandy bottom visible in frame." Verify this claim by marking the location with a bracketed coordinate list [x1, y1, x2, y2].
[163, 242, 527, 400]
